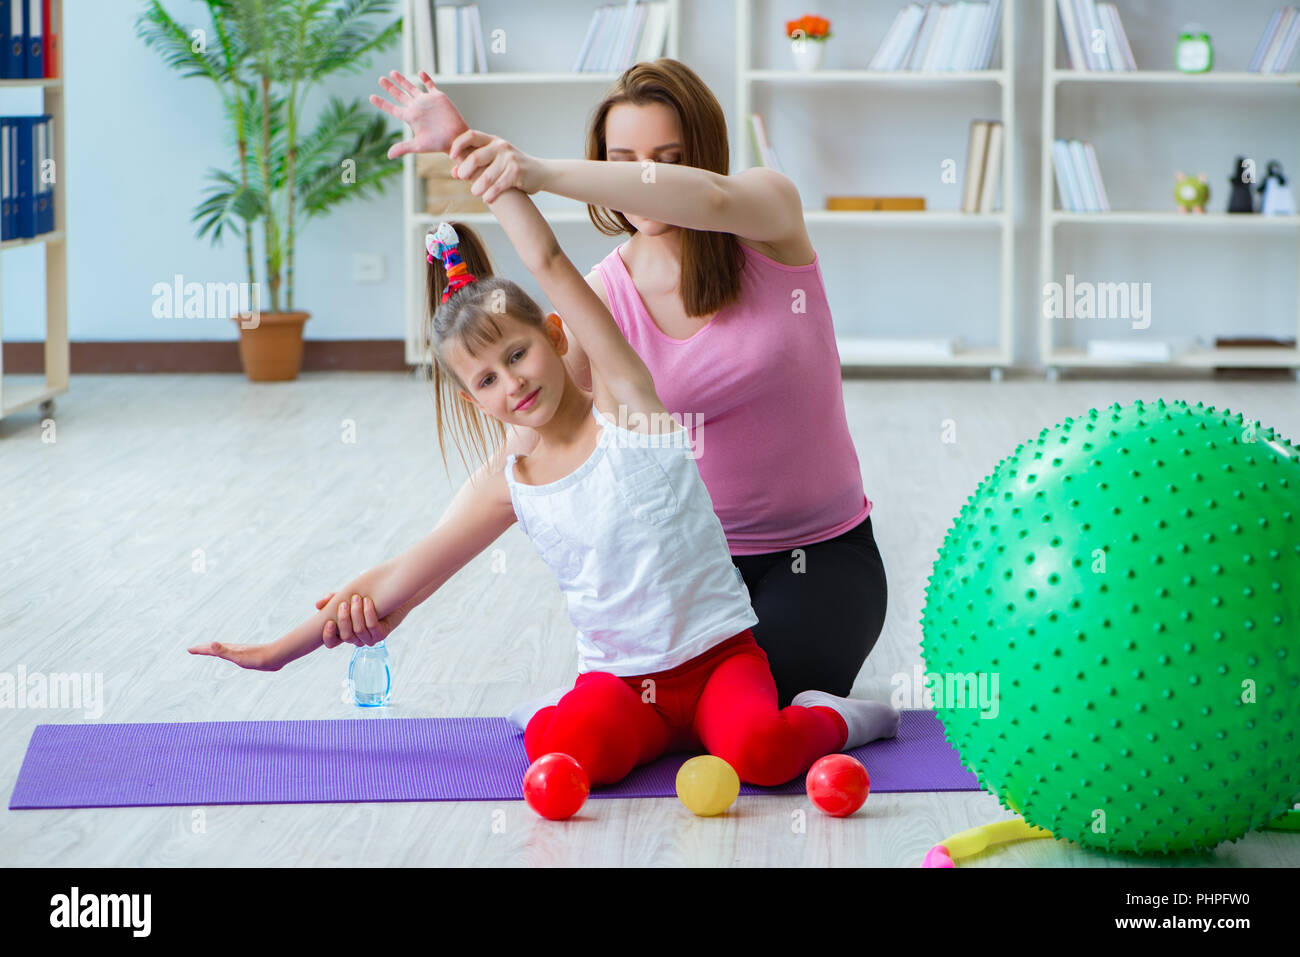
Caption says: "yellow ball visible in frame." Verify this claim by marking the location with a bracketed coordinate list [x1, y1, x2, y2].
[675, 755, 740, 817]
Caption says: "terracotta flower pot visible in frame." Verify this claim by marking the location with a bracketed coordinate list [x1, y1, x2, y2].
[231, 310, 311, 381]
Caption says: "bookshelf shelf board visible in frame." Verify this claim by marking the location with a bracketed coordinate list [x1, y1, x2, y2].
[1047, 347, 1300, 368]
[1050, 212, 1300, 228]
[1051, 69, 1300, 86]
[804, 210, 1007, 226]
[419, 71, 625, 84]
[837, 342, 1007, 366]
[0, 377, 66, 417]
[413, 209, 590, 225]
[420, 211, 1010, 230]
[0, 78, 61, 89]
[0, 230, 66, 252]
[745, 69, 1005, 84]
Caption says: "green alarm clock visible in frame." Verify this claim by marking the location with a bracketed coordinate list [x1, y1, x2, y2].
[1176, 24, 1212, 73]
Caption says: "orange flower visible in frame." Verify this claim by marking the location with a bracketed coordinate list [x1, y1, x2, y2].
[785, 15, 831, 39]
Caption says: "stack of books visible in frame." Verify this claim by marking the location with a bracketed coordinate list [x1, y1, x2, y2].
[1051, 139, 1111, 213]
[962, 120, 1004, 213]
[868, 0, 1003, 71]
[2, 115, 56, 240]
[1, 0, 60, 78]
[1250, 7, 1300, 72]
[573, 1, 670, 72]
[412, 2, 488, 74]
[1056, 0, 1137, 70]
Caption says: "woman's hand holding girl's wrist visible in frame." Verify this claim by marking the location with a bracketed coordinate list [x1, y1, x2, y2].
[449, 131, 543, 202]
[315, 591, 400, 648]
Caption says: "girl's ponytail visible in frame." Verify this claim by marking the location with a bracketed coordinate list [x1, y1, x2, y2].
[426, 220, 496, 311]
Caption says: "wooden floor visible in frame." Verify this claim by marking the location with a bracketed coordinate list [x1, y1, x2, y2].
[2, 371, 1298, 867]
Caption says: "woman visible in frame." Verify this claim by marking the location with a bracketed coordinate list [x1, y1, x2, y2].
[326, 59, 887, 712]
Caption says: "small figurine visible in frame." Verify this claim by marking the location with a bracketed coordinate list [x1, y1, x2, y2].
[1175, 24, 1213, 73]
[1259, 161, 1296, 217]
[1174, 171, 1209, 214]
[1228, 157, 1255, 213]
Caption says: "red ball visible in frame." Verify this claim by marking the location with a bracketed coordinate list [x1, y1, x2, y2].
[522, 752, 590, 820]
[806, 754, 870, 817]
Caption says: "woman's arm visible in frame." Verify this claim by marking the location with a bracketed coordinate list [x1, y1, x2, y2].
[545, 161, 806, 245]
[449, 130, 808, 247]
[367, 73, 806, 251]
[483, 187, 655, 398]
[193, 470, 517, 671]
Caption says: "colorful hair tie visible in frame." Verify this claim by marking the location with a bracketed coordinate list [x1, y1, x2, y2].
[427, 222, 478, 303]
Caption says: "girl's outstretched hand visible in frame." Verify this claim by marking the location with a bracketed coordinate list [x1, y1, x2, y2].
[188, 640, 283, 672]
[315, 591, 400, 648]
[369, 69, 469, 158]
[449, 130, 543, 203]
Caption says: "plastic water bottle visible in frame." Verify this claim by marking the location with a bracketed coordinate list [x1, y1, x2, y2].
[349, 641, 392, 707]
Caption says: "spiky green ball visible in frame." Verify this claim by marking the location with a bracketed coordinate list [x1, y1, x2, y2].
[921, 399, 1300, 855]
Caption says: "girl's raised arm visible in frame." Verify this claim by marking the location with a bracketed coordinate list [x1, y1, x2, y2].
[484, 187, 655, 399]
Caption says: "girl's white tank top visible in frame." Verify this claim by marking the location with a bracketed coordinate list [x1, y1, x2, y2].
[504, 402, 758, 677]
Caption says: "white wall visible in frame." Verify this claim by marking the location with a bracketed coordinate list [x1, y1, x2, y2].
[2, 0, 1295, 366]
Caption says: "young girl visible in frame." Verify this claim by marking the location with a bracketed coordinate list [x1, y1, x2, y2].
[190, 115, 899, 794]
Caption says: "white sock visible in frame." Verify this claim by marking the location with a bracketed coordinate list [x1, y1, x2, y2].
[506, 685, 567, 733]
[791, 690, 900, 750]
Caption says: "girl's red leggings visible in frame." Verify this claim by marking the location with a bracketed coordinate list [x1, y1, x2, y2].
[524, 630, 848, 788]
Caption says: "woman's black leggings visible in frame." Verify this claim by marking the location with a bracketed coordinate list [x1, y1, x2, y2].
[731, 514, 888, 708]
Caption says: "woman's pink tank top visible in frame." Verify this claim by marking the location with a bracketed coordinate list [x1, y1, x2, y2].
[593, 240, 871, 556]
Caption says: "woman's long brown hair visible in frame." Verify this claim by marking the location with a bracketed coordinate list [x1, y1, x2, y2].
[586, 58, 743, 318]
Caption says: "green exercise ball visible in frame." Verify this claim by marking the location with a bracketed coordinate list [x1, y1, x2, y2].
[921, 398, 1300, 855]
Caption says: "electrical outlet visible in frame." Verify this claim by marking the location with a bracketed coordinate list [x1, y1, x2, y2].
[354, 253, 385, 283]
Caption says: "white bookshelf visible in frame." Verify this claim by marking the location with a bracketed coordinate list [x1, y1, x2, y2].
[736, 0, 1017, 379]
[402, 0, 681, 365]
[1039, 2, 1300, 381]
[0, 46, 69, 423]
[416, 71, 633, 84]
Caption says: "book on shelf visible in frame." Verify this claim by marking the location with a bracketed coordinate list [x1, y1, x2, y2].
[961, 120, 1003, 213]
[826, 196, 927, 211]
[413, 1, 436, 76]
[1250, 6, 1300, 72]
[1051, 139, 1110, 212]
[411, 3, 487, 74]
[1057, 0, 1136, 70]
[747, 113, 785, 173]
[1213, 335, 1298, 371]
[574, 2, 669, 72]
[868, 0, 1002, 72]
[1, 0, 60, 78]
[1, 114, 56, 240]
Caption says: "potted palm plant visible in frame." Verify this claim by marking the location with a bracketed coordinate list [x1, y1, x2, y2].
[137, 0, 402, 381]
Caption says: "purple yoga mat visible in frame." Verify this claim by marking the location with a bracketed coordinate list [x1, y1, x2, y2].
[9, 710, 978, 810]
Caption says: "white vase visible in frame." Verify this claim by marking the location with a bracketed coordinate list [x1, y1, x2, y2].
[790, 38, 826, 72]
